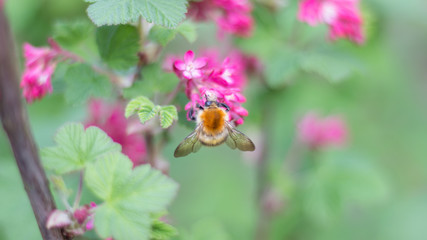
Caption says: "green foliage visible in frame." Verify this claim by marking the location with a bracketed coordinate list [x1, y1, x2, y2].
[53, 20, 94, 48]
[85, 152, 178, 240]
[42, 123, 121, 174]
[63, 64, 112, 104]
[125, 96, 178, 128]
[159, 105, 178, 128]
[123, 63, 179, 99]
[96, 25, 140, 70]
[149, 21, 197, 46]
[151, 219, 178, 240]
[85, 0, 187, 28]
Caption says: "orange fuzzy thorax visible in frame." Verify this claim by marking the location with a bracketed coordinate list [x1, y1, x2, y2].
[199, 108, 227, 135]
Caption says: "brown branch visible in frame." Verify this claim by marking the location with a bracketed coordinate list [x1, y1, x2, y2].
[0, 10, 69, 240]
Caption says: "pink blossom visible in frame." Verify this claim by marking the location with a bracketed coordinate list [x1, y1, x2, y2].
[20, 43, 59, 103]
[297, 112, 348, 149]
[211, 56, 246, 87]
[174, 50, 207, 80]
[216, 11, 253, 38]
[85, 100, 147, 167]
[298, 0, 364, 44]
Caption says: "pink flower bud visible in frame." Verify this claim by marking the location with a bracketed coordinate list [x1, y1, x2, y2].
[46, 209, 72, 229]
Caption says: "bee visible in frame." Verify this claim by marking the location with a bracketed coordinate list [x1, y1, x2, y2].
[174, 93, 255, 158]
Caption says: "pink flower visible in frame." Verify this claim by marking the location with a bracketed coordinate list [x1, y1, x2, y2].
[298, 0, 364, 44]
[297, 112, 348, 149]
[211, 56, 246, 87]
[85, 100, 147, 167]
[20, 43, 59, 103]
[216, 11, 253, 38]
[174, 50, 207, 80]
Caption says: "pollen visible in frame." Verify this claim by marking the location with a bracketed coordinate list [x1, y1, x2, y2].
[200, 108, 227, 135]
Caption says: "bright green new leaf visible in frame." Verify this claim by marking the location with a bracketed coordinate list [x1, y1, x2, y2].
[159, 105, 178, 128]
[85, 0, 187, 28]
[42, 123, 121, 174]
[138, 105, 158, 124]
[85, 153, 179, 240]
[125, 96, 155, 118]
[64, 64, 112, 104]
[151, 219, 178, 240]
[96, 25, 140, 70]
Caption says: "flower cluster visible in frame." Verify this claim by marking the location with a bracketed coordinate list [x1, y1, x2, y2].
[85, 99, 147, 166]
[46, 202, 97, 237]
[20, 40, 61, 103]
[298, 0, 364, 44]
[166, 50, 254, 125]
[187, 0, 253, 37]
[297, 112, 347, 149]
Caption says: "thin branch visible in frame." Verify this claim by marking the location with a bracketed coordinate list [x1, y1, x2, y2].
[0, 10, 69, 240]
[73, 171, 84, 210]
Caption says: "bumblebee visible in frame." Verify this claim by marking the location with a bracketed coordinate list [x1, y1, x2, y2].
[174, 94, 255, 157]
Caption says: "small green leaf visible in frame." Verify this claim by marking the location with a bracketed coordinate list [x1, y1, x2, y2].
[64, 64, 112, 105]
[42, 123, 121, 174]
[85, 0, 187, 28]
[85, 152, 178, 240]
[151, 219, 178, 240]
[53, 20, 94, 48]
[138, 105, 157, 124]
[159, 105, 178, 128]
[149, 25, 178, 46]
[125, 96, 155, 118]
[177, 21, 197, 43]
[96, 25, 140, 70]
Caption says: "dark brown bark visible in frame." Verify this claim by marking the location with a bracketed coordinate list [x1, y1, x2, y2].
[0, 10, 69, 240]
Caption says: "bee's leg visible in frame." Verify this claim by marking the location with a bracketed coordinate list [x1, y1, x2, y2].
[219, 103, 230, 112]
[196, 103, 204, 110]
[188, 108, 197, 121]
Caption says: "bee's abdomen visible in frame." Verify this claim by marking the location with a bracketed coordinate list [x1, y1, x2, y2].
[199, 108, 226, 135]
[199, 130, 228, 146]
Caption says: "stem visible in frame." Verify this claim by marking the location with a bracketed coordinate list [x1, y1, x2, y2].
[0, 10, 69, 240]
[163, 81, 184, 105]
[145, 131, 155, 166]
[73, 171, 84, 210]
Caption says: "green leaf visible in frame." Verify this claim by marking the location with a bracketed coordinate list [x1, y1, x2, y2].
[53, 20, 94, 48]
[96, 25, 140, 70]
[149, 25, 177, 46]
[42, 123, 121, 174]
[123, 63, 179, 99]
[177, 21, 197, 43]
[125, 96, 155, 118]
[85, 152, 178, 240]
[159, 105, 178, 128]
[300, 53, 362, 83]
[64, 64, 112, 105]
[85, 0, 187, 28]
[138, 104, 158, 124]
[151, 219, 178, 240]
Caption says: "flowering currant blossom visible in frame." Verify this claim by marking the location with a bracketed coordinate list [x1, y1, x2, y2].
[298, 0, 364, 44]
[46, 202, 97, 236]
[187, 0, 254, 37]
[167, 49, 254, 125]
[297, 112, 348, 149]
[20, 41, 60, 103]
[85, 99, 147, 166]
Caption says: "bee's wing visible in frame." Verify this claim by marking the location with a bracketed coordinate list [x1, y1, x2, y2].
[225, 122, 255, 151]
[174, 124, 203, 158]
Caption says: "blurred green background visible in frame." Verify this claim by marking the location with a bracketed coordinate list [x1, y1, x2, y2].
[1, 0, 427, 239]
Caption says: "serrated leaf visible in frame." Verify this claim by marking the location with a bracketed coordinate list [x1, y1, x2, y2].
[149, 25, 178, 46]
[85, 0, 187, 28]
[151, 220, 178, 240]
[300, 53, 361, 83]
[159, 105, 178, 128]
[53, 20, 94, 48]
[125, 96, 155, 118]
[177, 21, 197, 43]
[96, 25, 140, 70]
[123, 63, 179, 99]
[85, 152, 179, 240]
[138, 105, 157, 124]
[42, 123, 121, 174]
[64, 64, 112, 105]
